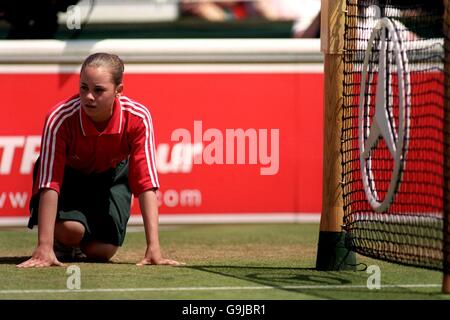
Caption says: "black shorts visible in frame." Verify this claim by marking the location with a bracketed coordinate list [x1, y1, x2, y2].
[28, 157, 132, 246]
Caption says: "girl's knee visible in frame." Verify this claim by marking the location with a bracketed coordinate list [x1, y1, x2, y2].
[54, 221, 85, 247]
[81, 241, 118, 262]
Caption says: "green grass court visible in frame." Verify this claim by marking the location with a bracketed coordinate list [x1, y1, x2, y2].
[0, 223, 449, 300]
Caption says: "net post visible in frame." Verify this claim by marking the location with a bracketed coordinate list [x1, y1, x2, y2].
[443, 0, 450, 295]
[315, 0, 356, 270]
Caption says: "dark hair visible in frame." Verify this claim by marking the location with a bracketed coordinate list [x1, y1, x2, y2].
[81, 52, 124, 86]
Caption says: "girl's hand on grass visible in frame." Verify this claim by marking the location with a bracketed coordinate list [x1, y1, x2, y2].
[16, 245, 65, 268]
[136, 246, 185, 266]
[137, 257, 185, 266]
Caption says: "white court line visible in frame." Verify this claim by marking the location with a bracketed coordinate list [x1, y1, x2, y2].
[0, 284, 440, 294]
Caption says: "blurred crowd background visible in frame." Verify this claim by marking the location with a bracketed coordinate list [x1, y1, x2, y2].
[0, 0, 321, 39]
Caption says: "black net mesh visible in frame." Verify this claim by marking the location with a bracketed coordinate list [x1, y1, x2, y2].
[342, 0, 448, 271]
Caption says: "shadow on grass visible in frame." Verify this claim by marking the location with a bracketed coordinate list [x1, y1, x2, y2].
[0, 256, 30, 265]
[186, 265, 444, 300]
[0, 256, 117, 265]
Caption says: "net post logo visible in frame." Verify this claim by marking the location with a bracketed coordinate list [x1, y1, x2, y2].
[359, 15, 410, 212]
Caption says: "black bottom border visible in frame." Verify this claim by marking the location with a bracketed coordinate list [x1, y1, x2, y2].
[1, 300, 450, 319]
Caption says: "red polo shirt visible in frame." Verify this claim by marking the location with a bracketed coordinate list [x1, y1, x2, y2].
[33, 94, 160, 197]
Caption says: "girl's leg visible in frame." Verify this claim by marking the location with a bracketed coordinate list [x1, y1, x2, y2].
[54, 220, 85, 247]
[54, 221, 118, 262]
[80, 241, 118, 262]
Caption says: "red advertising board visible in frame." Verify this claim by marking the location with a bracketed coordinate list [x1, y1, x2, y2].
[0, 71, 323, 221]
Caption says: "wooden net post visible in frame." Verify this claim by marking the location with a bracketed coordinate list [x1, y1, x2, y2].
[315, 0, 356, 270]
